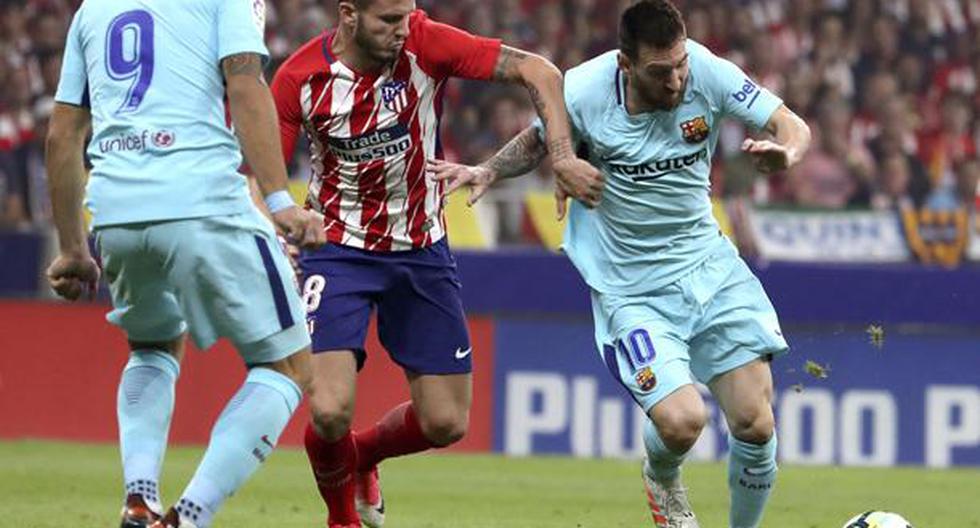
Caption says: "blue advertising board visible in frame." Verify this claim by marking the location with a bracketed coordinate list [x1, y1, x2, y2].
[493, 318, 980, 467]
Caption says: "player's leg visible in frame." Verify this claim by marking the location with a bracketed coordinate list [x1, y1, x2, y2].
[350, 240, 472, 527]
[297, 243, 380, 527]
[118, 337, 185, 527]
[96, 225, 189, 527]
[593, 287, 703, 528]
[304, 350, 361, 527]
[356, 371, 470, 471]
[144, 212, 313, 528]
[644, 386, 706, 482]
[169, 341, 312, 528]
[689, 254, 787, 528]
[709, 359, 776, 528]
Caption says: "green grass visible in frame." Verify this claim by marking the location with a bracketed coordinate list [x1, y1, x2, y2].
[1, 440, 978, 527]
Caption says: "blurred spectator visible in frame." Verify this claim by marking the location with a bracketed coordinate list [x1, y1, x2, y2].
[918, 92, 976, 206]
[786, 99, 875, 208]
[0, 0, 978, 245]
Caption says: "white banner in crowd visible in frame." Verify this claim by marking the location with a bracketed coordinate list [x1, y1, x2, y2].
[968, 215, 980, 262]
[748, 209, 910, 262]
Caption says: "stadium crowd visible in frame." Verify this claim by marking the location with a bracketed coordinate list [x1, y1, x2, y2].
[1, 0, 978, 245]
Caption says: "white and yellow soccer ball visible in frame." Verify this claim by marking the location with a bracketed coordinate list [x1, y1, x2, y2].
[842, 511, 913, 528]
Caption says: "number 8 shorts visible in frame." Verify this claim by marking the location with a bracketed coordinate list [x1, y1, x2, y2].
[298, 238, 472, 374]
[591, 246, 789, 412]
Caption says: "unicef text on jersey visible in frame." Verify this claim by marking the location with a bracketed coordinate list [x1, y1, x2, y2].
[97, 129, 177, 153]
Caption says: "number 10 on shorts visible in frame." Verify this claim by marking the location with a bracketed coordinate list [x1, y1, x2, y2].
[617, 328, 657, 373]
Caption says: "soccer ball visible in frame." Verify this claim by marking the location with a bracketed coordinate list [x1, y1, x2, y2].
[842, 511, 913, 528]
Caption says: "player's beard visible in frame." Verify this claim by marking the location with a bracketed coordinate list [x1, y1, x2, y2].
[354, 24, 400, 66]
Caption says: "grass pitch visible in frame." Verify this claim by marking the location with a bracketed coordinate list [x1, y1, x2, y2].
[1, 440, 977, 527]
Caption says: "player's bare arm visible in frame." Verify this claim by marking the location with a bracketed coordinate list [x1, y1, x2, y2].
[742, 104, 811, 174]
[491, 45, 603, 209]
[44, 102, 100, 301]
[428, 126, 547, 206]
[223, 52, 325, 249]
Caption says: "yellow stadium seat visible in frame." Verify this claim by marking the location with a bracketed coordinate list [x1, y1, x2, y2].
[711, 197, 736, 242]
[444, 195, 490, 249]
[524, 191, 566, 251]
[288, 180, 308, 205]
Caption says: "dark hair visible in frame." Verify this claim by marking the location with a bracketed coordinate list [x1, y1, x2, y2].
[340, 0, 371, 8]
[619, 0, 686, 58]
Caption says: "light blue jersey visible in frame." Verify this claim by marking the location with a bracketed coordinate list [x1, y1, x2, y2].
[538, 40, 782, 295]
[55, 0, 268, 227]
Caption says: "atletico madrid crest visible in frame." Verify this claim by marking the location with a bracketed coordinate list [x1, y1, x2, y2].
[680, 115, 710, 143]
[381, 80, 409, 113]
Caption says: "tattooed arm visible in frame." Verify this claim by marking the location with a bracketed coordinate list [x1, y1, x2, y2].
[223, 52, 324, 249]
[482, 126, 549, 179]
[491, 46, 603, 208]
[428, 126, 547, 206]
[222, 52, 289, 197]
[492, 46, 574, 160]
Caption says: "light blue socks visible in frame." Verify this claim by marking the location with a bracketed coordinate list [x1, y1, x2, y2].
[175, 367, 301, 527]
[728, 433, 778, 528]
[118, 350, 180, 511]
[642, 419, 688, 482]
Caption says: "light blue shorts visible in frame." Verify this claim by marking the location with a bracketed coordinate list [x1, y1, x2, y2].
[591, 245, 788, 412]
[94, 208, 310, 365]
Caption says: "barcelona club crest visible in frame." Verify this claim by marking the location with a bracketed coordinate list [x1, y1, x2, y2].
[634, 366, 657, 392]
[680, 115, 709, 143]
[381, 80, 409, 113]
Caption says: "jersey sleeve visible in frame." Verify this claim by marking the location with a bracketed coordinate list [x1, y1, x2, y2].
[54, 9, 89, 107]
[413, 11, 501, 81]
[270, 66, 303, 164]
[216, 0, 269, 61]
[698, 45, 782, 130]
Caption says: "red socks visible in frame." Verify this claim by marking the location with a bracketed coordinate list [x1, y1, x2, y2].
[355, 401, 435, 472]
[304, 423, 359, 525]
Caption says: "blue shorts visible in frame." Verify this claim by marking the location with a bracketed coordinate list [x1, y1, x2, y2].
[592, 243, 789, 412]
[94, 208, 310, 365]
[299, 238, 472, 375]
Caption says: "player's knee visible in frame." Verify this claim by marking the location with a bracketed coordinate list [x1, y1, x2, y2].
[268, 347, 314, 394]
[307, 387, 354, 439]
[419, 409, 469, 447]
[729, 406, 775, 445]
[653, 401, 707, 452]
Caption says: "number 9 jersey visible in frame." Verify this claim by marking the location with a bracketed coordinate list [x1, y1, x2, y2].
[54, 0, 269, 228]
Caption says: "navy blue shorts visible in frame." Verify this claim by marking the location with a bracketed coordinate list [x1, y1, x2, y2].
[299, 239, 472, 375]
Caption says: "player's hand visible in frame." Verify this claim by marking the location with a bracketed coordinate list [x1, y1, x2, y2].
[552, 157, 603, 208]
[273, 206, 326, 250]
[742, 138, 790, 173]
[555, 186, 570, 221]
[427, 159, 496, 206]
[277, 235, 303, 280]
[46, 253, 100, 301]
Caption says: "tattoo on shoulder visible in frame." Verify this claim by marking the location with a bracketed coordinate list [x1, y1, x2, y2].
[492, 46, 531, 81]
[222, 53, 263, 78]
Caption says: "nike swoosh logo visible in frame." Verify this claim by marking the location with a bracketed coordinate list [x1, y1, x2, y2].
[743, 467, 774, 477]
[454, 347, 472, 359]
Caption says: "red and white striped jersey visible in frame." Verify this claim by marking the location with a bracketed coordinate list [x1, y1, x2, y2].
[272, 10, 501, 251]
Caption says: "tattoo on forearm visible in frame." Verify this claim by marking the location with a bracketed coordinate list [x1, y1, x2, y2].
[222, 52, 263, 78]
[492, 46, 531, 81]
[548, 137, 574, 161]
[482, 128, 547, 179]
[525, 83, 550, 130]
